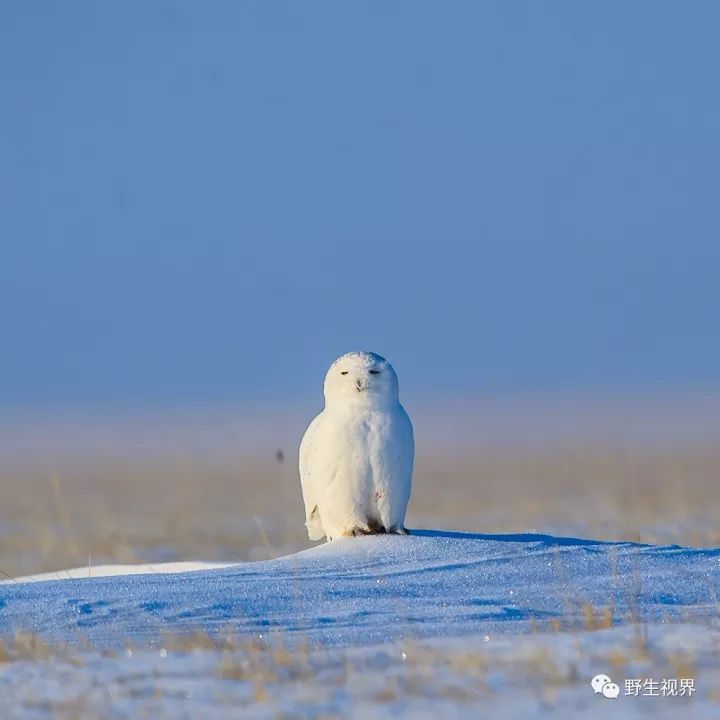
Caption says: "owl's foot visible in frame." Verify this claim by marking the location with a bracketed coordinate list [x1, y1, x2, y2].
[344, 521, 387, 537]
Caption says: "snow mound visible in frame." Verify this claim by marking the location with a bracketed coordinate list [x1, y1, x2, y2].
[2, 530, 719, 648]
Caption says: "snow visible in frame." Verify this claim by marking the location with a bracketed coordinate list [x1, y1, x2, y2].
[2, 530, 720, 717]
[3, 530, 719, 645]
[5, 560, 235, 584]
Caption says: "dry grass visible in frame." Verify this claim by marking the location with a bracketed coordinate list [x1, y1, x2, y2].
[1, 439, 719, 579]
[0, 632, 79, 664]
[2, 621, 719, 717]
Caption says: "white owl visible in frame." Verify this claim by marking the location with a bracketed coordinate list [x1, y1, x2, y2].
[299, 351, 414, 541]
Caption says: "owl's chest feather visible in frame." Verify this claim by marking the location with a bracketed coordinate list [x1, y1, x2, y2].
[333, 410, 391, 450]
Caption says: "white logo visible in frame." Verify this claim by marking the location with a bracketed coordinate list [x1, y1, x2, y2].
[591, 674, 612, 694]
[593, 674, 696, 700]
[591, 673, 618, 699]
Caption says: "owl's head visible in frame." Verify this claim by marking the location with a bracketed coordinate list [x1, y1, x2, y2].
[323, 351, 400, 407]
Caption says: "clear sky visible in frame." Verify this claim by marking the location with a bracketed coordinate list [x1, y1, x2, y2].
[1, 2, 718, 410]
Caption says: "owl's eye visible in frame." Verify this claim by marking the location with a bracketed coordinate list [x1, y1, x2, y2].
[340, 371, 348, 375]
[369, 370, 380, 375]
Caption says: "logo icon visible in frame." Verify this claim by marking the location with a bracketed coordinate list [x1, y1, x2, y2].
[602, 682, 620, 699]
[591, 673, 618, 699]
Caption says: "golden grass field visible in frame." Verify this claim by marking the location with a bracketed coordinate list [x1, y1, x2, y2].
[1, 406, 719, 579]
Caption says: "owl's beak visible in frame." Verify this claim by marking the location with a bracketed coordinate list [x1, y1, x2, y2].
[356, 378, 367, 392]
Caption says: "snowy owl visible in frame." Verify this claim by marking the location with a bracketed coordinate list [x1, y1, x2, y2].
[299, 351, 414, 541]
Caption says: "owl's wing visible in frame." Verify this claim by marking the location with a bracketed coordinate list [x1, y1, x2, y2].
[299, 412, 328, 540]
[385, 404, 415, 529]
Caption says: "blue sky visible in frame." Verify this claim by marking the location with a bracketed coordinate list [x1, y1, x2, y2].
[1, 2, 718, 409]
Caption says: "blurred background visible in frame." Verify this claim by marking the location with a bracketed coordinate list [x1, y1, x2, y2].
[1, 2, 719, 576]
